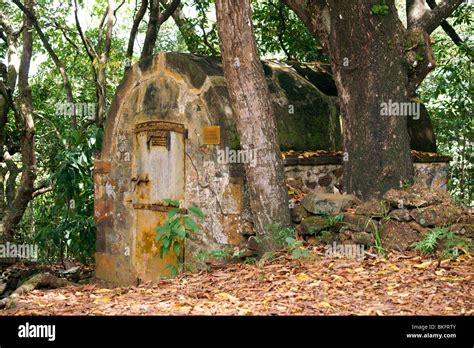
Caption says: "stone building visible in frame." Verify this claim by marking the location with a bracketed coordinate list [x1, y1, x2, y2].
[94, 53, 448, 284]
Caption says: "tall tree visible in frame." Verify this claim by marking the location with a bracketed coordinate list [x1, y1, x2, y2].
[0, 0, 36, 241]
[12, 0, 76, 128]
[74, 0, 115, 127]
[283, 0, 464, 200]
[216, 0, 291, 252]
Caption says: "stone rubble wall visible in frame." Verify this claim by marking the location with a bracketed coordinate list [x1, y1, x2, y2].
[284, 162, 449, 194]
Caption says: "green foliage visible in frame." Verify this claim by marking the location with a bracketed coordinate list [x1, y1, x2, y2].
[25, 126, 102, 263]
[266, 223, 296, 247]
[412, 226, 470, 259]
[195, 245, 246, 262]
[154, 200, 204, 275]
[419, 2, 474, 207]
[371, 1, 389, 16]
[413, 227, 446, 254]
[285, 236, 309, 258]
[369, 221, 385, 255]
[323, 213, 345, 229]
[265, 224, 309, 258]
[307, 213, 346, 237]
[252, 0, 325, 62]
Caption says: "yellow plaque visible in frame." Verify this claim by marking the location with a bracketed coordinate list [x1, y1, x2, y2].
[202, 126, 220, 145]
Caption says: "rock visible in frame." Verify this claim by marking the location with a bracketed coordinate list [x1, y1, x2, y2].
[317, 230, 338, 244]
[410, 204, 461, 227]
[383, 184, 451, 208]
[302, 193, 356, 215]
[389, 209, 412, 222]
[380, 220, 430, 251]
[300, 216, 328, 236]
[450, 223, 474, 238]
[306, 236, 319, 246]
[241, 221, 255, 236]
[337, 230, 354, 242]
[458, 211, 474, 224]
[246, 236, 259, 256]
[290, 205, 309, 223]
[342, 213, 379, 233]
[354, 200, 390, 218]
[351, 232, 375, 246]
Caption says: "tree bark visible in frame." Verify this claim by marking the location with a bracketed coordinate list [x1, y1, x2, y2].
[2, 0, 36, 241]
[284, 0, 413, 199]
[326, 1, 414, 200]
[216, 0, 291, 252]
[126, 0, 148, 70]
[74, 0, 115, 127]
[283, 0, 462, 199]
[141, 0, 161, 59]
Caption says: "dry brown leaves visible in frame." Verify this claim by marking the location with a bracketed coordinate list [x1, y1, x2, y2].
[1, 250, 472, 316]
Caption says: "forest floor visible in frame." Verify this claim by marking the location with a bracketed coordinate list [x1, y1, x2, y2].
[0, 250, 472, 316]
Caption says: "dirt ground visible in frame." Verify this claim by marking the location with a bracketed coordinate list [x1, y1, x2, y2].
[1, 250, 472, 316]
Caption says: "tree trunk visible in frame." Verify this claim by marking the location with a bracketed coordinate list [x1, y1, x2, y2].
[327, 1, 414, 200]
[284, 0, 414, 199]
[216, 0, 291, 252]
[283, 0, 463, 199]
[140, 0, 180, 60]
[2, 0, 36, 241]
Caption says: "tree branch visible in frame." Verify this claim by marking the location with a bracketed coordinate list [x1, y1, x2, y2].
[73, 0, 98, 62]
[425, 0, 473, 58]
[141, 0, 161, 59]
[165, 0, 202, 53]
[103, 0, 114, 58]
[408, 0, 464, 33]
[12, 0, 76, 127]
[32, 186, 53, 198]
[2, 0, 37, 241]
[158, 0, 180, 26]
[0, 29, 6, 42]
[126, 0, 148, 69]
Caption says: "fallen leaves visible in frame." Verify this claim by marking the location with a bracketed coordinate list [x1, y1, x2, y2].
[0, 250, 472, 316]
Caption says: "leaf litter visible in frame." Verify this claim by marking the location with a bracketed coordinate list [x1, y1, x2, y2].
[1, 249, 472, 316]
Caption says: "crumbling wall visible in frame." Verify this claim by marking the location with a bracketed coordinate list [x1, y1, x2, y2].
[95, 53, 447, 284]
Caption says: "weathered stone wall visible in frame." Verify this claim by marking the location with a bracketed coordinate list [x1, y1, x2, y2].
[95, 53, 449, 284]
[284, 162, 449, 194]
[95, 53, 345, 284]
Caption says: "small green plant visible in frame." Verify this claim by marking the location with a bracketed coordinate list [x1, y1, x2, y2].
[154, 198, 204, 277]
[400, 180, 413, 189]
[412, 227, 446, 254]
[285, 236, 309, 258]
[265, 224, 309, 259]
[265, 223, 295, 247]
[371, 0, 389, 16]
[305, 213, 346, 237]
[412, 227, 470, 259]
[441, 233, 472, 259]
[367, 220, 385, 255]
[195, 245, 245, 262]
[324, 213, 345, 229]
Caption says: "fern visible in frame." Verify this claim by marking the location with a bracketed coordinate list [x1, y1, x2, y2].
[412, 227, 448, 254]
